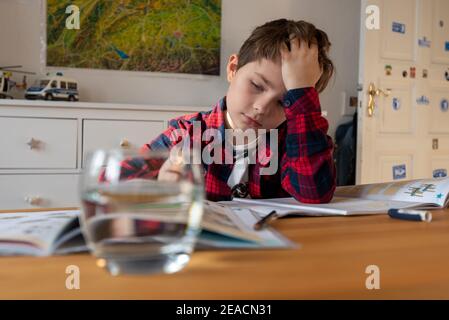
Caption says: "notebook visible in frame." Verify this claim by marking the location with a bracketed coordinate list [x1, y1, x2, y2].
[221, 177, 449, 217]
[0, 203, 295, 256]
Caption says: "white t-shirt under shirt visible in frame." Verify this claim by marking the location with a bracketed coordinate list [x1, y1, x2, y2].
[226, 133, 259, 198]
[225, 111, 260, 198]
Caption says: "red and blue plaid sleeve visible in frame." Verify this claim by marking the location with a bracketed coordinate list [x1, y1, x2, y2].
[280, 87, 336, 203]
[115, 113, 199, 180]
[142, 115, 195, 152]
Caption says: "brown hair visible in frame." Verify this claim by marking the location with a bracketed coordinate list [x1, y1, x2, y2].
[236, 19, 334, 93]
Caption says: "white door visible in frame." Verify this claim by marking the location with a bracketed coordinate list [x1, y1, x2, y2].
[357, 0, 449, 184]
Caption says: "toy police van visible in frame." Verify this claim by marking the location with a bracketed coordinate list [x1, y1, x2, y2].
[25, 73, 79, 101]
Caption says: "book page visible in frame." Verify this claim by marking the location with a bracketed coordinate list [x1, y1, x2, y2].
[0, 210, 80, 255]
[226, 197, 422, 216]
[85, 201, 264, 243]
[203, 201, 263, 242]
[200, 203, 295, 249]
[334, 177, 449, 207]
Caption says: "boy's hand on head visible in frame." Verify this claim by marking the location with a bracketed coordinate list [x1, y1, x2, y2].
[281, 36, 322, 91]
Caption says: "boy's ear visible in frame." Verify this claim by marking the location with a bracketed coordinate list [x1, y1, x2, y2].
[226, 54, 238, 82]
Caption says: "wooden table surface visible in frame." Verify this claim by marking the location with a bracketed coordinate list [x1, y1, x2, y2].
[0, 207, 448, 299]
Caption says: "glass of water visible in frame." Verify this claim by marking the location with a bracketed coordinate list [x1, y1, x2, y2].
[79, 148, 204, 276]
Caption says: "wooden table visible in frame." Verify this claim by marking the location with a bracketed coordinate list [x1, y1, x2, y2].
[0, 208, 448, 299]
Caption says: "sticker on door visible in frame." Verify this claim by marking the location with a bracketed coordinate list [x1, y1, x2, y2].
[393, 164, 406, 180]
[416, 95, 429, 105]
[418, 37, 431, 48]
[392, 22, 406, 34]
[441, 99, 449, 112]
[392, 98, 401, 110]
[433, 169, 447, 178]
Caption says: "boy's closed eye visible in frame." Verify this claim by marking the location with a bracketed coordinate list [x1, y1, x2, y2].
[251, 81, 285, 106]
[251, 80, 264, 91]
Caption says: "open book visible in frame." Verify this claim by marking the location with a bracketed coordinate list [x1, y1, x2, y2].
[222, 177, 449, 217]
[200, 201, 295, 249]
[0, 210, 85, 257]
[0, 204, 294, 256]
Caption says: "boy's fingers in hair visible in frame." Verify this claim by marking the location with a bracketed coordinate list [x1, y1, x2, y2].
[280, 41, 290, 58]
[318, 64, 324, 79]
[288, 33, 297, 43]
[308, 36, 318, 48]
[309, 42, 319, 57]
[281, 41, 295, 62]
[289, 36, 301, 52]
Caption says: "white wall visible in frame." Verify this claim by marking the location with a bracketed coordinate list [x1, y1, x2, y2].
[0, 0, 360, 136]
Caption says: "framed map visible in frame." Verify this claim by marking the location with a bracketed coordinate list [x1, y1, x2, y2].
[46, 0, 221, 75]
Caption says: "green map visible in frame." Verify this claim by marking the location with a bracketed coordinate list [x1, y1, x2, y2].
[47, 0, 221, 75]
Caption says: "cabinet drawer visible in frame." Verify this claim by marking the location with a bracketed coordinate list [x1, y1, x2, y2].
[0, 174, 80, 210]
[0, 117, 78, 169]
[82, 119, 165, 161]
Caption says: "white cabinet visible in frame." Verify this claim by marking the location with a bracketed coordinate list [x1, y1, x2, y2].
[0, 99, 206, 210]
[0, 117, 78, 169]
[82, 119, 165, 166]
[0, 174, 80, 209]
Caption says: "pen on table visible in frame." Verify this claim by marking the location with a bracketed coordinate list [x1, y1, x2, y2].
[253, 210, 279, 231]
[387, 208, 432, 223]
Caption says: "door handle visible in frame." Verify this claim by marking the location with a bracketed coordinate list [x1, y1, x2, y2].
[367, 83, 390, 117]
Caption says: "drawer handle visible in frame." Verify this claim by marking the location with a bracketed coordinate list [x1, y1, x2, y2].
[26, 138, 41, 150]
[120, 138, 131, 148]
[24, 196, 43, 206]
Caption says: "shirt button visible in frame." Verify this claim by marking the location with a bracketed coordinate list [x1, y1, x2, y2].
[284, 99, 291, 107]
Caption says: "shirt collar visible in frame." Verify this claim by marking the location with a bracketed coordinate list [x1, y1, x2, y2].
[203, 96, 226, 143]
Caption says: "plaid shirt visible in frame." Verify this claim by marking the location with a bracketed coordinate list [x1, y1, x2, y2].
[123, 87, 336, 203]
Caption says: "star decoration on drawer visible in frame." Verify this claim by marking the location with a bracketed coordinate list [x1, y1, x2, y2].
[436, 193, 443, 200]
[26, 138, 41, 150]
[120, 138, 131, 148]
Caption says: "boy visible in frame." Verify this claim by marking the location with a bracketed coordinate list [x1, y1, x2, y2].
[125, 19, 336, 203]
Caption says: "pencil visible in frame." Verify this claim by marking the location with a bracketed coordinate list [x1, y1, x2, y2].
[253, 210, 279, 230]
